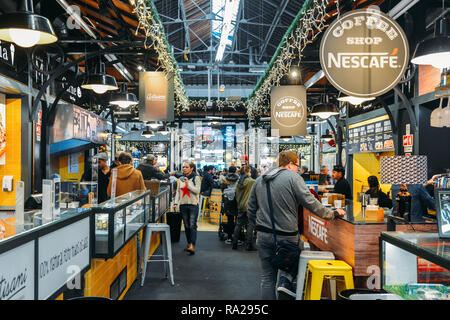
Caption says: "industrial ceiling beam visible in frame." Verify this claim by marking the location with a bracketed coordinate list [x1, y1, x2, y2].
[179, 0, 193, 60]
[258, 0, 290, 62]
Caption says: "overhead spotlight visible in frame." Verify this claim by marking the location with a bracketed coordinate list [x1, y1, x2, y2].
[337, 96, 375, 105]
[310, 102, 339, 119]
[411, 16, 450, 69]
[321, 129, 333, 142]
[148, 121, 162, 129]
[82, 62, 118, 94]
[110, 83, 138, 108]
[0, 0, 58, 47]
[142, 126, 154, 138]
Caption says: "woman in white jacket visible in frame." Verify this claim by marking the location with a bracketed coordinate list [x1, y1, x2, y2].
[174, 161, 201, 255]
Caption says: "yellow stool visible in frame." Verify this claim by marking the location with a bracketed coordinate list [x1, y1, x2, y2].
[304, 260, 354, 300]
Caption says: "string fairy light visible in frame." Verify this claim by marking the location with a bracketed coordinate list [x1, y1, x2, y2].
[246, 0, 334, 122]
[132, 0, 189, 114]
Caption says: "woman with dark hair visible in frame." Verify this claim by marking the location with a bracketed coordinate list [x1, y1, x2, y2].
[365, 175, 393, 208]
[174, 161, 201, 255]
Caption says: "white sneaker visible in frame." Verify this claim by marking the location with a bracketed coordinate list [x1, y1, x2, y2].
[237, 240, 244, 246]
[225, 239, 232, 244]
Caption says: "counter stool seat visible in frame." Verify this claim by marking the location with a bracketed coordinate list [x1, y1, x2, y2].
[296, 251, 335, 300]
[141, 223, 174, 287]
[304, 260, 354, 300]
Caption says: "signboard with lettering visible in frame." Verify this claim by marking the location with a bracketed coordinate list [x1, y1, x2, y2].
[0, 241, 35, 300]
[348, 119, 394, 154]
[139, 71, 174, 122]
[270, 85, 307, 136]
[38, 217, 90, 300]
[320, 8, 409, 98]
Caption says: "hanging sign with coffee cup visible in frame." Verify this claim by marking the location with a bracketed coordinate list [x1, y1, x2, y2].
[270, 85, 307, 136]
[320, 8, 409, 98]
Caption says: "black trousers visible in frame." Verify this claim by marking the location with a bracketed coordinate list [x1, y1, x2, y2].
[232, 211, 254, 246]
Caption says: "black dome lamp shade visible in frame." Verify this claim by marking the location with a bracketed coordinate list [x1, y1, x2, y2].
[411, 15, 450, 69]
[130, 124, 139, 131]
[321, 129, 333, 141]
[142, 126, 154, 138]
[0, 0, 58, 48]
[82, 62, 118, 94]
[110, 83, 138, 108]
[310, 96, 339, 120]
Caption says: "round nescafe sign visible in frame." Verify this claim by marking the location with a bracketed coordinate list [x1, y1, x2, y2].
[273, 96, 305, 128]
[320, 9, 409, 98]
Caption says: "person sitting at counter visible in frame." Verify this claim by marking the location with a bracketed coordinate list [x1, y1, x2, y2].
[319, 165, 352, 200]
[366, 176, 392, 209]
[319, 165, 331, 185]
[107, 152, 146, 198]
[391, 183, 435, 223]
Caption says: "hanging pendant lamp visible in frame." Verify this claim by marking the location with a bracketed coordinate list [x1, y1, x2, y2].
[0, 0, 58, 48]
[142, 126, 154, 138]
[337, 96, 375, 105]
[310, 95, 339, 119]
[321, 129, 333, 142]
[82, 62, 118, 94]
[110, 83, 138, 108]
[411, 16, 450, 69]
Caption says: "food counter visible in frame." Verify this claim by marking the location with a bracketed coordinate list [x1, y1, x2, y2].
[84, 188, 170, 300]
[0, 188, 171, 300]
[302, 200, 438, 286]
[380, 232, 450, 299]
[0, 208, 92, 300]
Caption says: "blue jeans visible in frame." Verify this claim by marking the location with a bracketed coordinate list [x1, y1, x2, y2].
[256, 231, 300, 300]
[180, 204, 199, 245]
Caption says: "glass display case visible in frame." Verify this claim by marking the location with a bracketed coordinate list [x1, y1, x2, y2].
[380, 232, 450, 300]
[92, 190, 151, 259]
[150, 187, 170, 222]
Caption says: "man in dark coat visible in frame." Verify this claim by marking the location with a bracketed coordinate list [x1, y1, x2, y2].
[137, 154, 174, 180]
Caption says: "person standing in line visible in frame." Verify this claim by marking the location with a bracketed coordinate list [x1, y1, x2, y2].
[200, 165, 216, 197]
[96, 152, 110, 204]
[240, 155, 259, 179]
[234, 165, 256, 251]
[219, 166, 240, 243]
[107, 152, 146, 197]
[247, 151, 345, 300]
[137, 154, 175, 180]
[174, 161, 201, 255]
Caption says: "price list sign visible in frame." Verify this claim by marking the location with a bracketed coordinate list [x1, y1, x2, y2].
[348, 119, 394, 154]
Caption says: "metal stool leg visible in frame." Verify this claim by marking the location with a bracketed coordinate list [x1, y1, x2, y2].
[161, 231, 168, 278]
[141, 228, 152, 286]
[275, 269, 281, 299]
[165, 228, 175, 285]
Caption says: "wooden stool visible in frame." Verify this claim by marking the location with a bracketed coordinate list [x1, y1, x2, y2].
[304, 260, 354, 300]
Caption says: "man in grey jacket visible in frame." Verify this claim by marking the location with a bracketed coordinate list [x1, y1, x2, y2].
[247, 151, 345, 299]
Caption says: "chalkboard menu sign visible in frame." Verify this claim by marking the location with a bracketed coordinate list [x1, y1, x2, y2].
[348, 119, 394, 154]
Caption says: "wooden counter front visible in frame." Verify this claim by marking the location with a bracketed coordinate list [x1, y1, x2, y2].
[302, 209, 437, 277]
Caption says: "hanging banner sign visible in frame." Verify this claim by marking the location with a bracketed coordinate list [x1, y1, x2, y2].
[270, 85, 307, 136]
[320, 8, 409, 98]
[139, 71, 174, 122]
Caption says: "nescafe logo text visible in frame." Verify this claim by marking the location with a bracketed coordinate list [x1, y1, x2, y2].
[320, 9, 409, 98]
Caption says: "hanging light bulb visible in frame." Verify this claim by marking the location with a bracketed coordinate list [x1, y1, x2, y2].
[82, 61, 118, 94]
[142, 126, 154, 138]
[337, 96, 375, 105]
[110, 83, 138, 108]
[321, 129, 333, 142]
[310, 103, 339, 119]
[148, 121, 162, 129]
[0, 0, 58, 48]
[411, 16, 450, 70]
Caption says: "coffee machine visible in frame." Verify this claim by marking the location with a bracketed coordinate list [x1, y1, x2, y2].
[395, 184, 412, 221]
